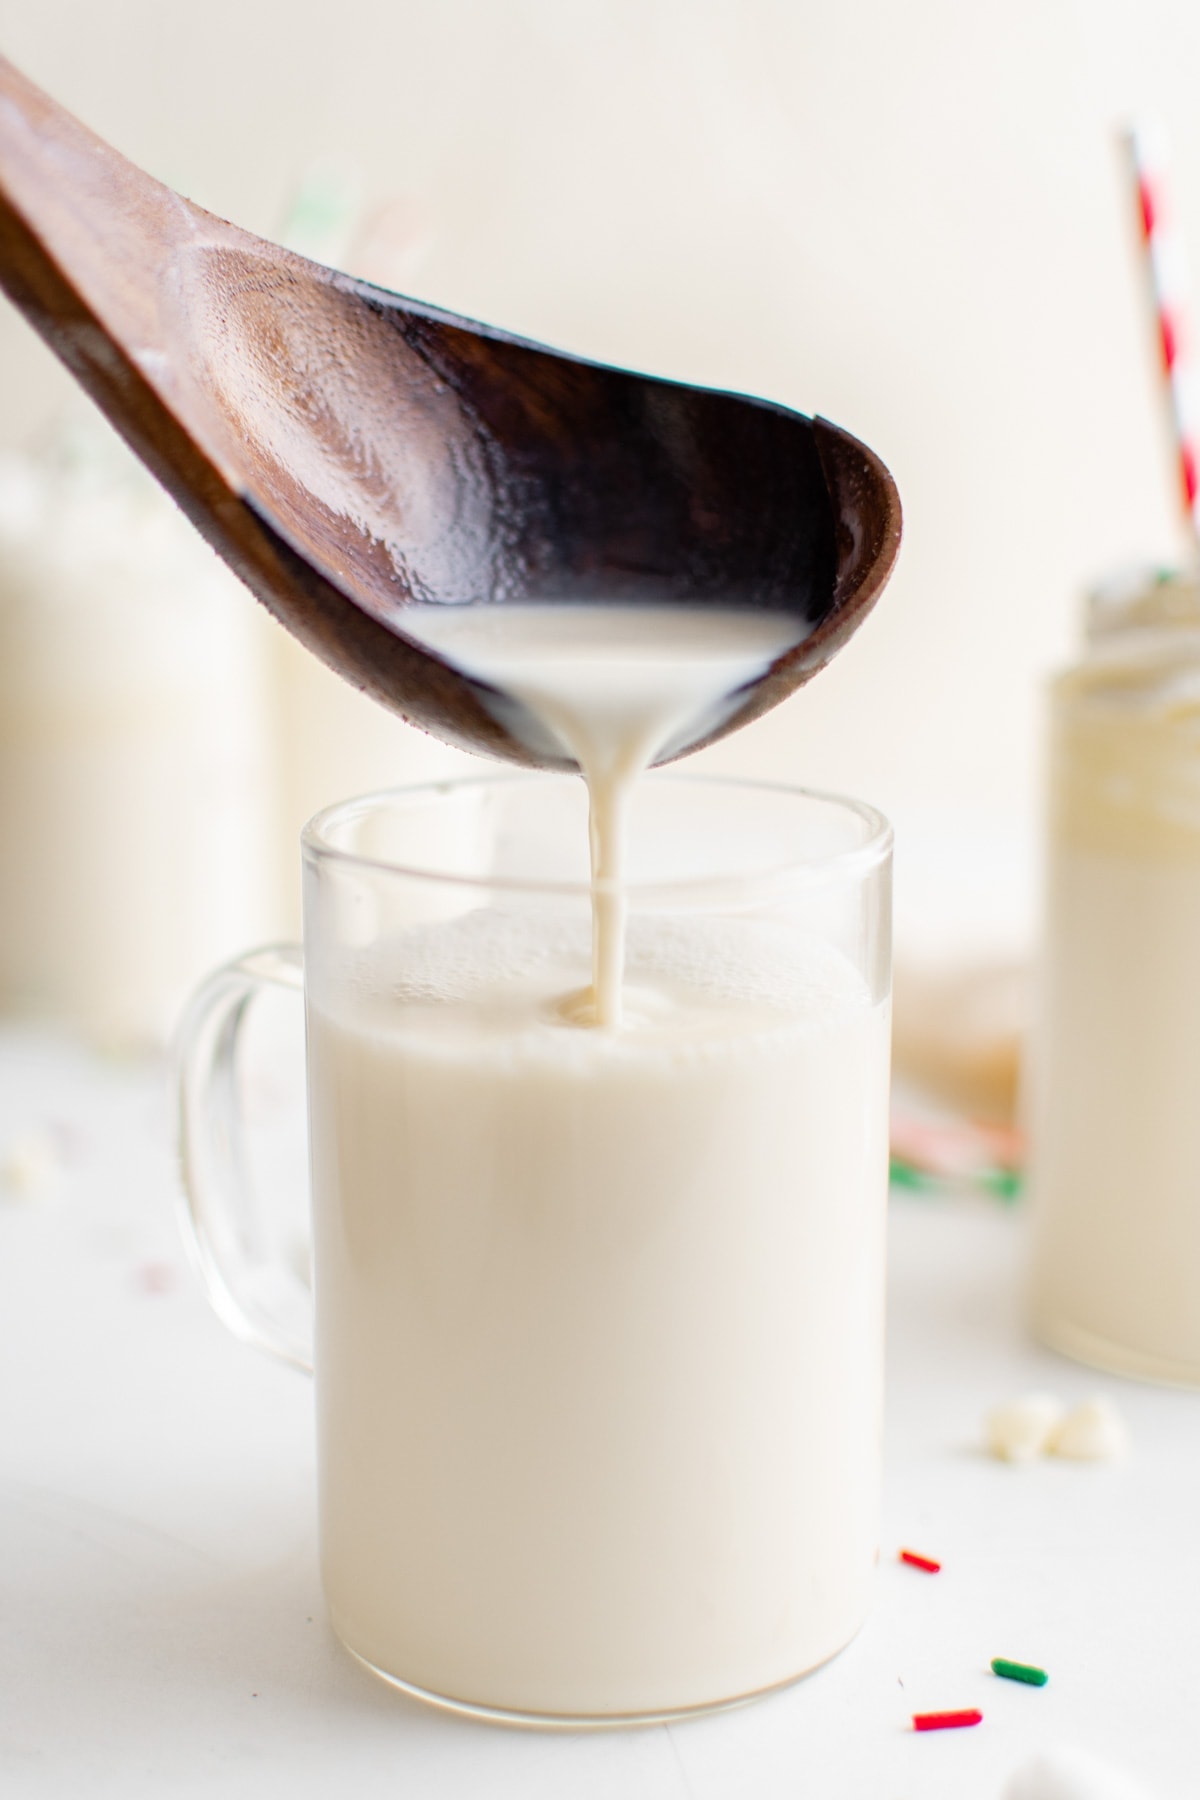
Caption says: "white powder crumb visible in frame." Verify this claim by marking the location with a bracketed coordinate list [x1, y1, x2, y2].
[1000, 1744, 1156, 1799]
[984, 1393, 1065, 1463]
[1050, 1397, 1129, 1463]
[1, 1129, 60, 1198]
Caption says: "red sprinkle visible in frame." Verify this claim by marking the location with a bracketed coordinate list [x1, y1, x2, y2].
[900, 1549, 941, 1574]
[913, 1709, 982, 1733]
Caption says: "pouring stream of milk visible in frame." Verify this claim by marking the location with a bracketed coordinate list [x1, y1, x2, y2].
[403, 605, 805, 1027]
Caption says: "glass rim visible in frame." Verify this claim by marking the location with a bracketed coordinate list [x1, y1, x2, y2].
[301, 770, 893, 901]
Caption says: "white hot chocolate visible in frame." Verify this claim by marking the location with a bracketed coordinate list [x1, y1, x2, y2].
[302, 601, 890, 1717]
[1030, 642, 1200, 1382]
[307, 908, 889, 1716]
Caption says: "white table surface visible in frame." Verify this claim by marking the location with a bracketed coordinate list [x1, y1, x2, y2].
[1, 1025, 1196, 1800]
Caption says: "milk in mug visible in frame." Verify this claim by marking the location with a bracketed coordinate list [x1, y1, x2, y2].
[306, 902, 889, 1715]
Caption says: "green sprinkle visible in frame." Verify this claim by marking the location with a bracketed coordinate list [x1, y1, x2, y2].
[991, 1657, 1048, 1687]
[889, 1156, 1024, 1203]
[982, 1167, 1024, 1204]
[889, 1157, 932, 1191]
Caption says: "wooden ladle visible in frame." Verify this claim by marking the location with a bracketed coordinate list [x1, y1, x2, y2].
[0, 56, 901, 767]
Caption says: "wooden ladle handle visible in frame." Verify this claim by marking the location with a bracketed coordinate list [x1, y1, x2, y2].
[0, 58, 522, 756]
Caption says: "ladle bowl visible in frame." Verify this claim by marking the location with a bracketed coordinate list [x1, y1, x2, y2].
[0, 56, 901, 767]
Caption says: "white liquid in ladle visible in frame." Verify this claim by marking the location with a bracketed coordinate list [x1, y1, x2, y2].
[403, 604, 805, 1026]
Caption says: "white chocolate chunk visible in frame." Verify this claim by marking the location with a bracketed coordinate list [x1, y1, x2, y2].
[984, 1392, 1065, 1462]
[1002, 1743, 1156, 1799]
[1, 1129, 60, 1198]
[1050, 1397, 1129, 1462]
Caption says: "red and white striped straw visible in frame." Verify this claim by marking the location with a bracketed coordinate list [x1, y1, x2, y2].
[1123, 122, 1200, 556]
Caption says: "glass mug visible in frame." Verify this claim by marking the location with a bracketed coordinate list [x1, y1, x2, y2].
[176, 773, 892, 1725]
[1029, 633, 1200, 1385]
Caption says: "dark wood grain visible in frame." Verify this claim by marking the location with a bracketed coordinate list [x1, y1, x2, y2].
[0, 56, 901, 766]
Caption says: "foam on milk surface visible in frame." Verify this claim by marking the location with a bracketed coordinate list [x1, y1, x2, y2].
[329, 906, 870, 1045]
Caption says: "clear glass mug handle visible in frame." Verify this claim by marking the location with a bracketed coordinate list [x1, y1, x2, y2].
[174, 944, 313, 1374]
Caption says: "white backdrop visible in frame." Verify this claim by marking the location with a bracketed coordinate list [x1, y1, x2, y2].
[1, 0, 1197, 843]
